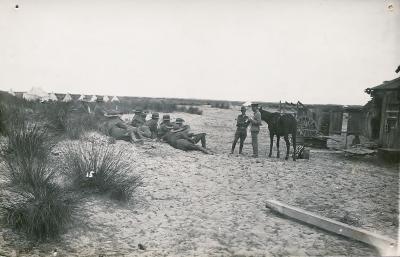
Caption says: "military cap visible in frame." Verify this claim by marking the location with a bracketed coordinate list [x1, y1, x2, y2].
[152, 113, 159, 119]
[251, 103, 259, 107]
[240, 106, 246, 111]
[134, 109, 143, 114]
[175, 118, 185, 124]
[162, 114, 170, 121]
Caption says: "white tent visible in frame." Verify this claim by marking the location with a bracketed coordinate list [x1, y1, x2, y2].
[89, 95, 97, 102]
[49, 92, 58, 101]
[111, 96, 120, 102]
[23, 87, 49, 102]
[62, 93, 72, 102]
[103, 95, 110, 102]
[78, 94, 86, 101]
[8, 89, 15, 96]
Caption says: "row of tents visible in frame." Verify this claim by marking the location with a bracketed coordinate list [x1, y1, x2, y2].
[8, 87, 120, 103]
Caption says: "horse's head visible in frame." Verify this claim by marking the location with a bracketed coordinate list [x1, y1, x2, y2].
[259, 108, 272, 123]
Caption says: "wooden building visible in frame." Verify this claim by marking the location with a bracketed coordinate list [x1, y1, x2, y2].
[365, 77, 400, 160]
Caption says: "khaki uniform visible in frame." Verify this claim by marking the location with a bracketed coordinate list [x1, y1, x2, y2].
[145, 119, 159, 139]
[158, 121, 173, 139]
[231, 114, 249, 154]
[250, 110, 262, 157]
[162, 130, 209, 154]
[107, 117, 135, 141]
[174, 124, 206, 148]
[131, 114, 145, 127]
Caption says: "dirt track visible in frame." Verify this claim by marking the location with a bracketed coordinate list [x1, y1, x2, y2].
[0, 106, 398, 256]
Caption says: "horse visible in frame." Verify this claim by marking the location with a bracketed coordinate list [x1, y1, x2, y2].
[259, 107, 297, 160]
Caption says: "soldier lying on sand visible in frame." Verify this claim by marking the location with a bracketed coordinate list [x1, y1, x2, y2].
[105, 111, 145, 144]
[173, 118, 207, 148]
[129, 109, 153, 138]
[158, 115, 212, 154]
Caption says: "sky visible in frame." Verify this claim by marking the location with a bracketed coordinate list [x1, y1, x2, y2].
[0, 0, 399, 105]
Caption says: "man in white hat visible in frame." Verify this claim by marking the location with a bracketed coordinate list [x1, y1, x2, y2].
[249, 103, 262, 157]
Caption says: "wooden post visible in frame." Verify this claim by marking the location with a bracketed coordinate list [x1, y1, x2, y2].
[266, 200, 398, 254]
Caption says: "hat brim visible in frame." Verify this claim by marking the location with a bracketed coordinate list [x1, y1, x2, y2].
[171, 127, 187, 133]
[104, 114, 121, 118]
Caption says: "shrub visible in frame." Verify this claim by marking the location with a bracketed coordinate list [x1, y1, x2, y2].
[40, 102, 71, 133]
[176, 105, 203, 115]
[187, 106, 203, 115]
[1, 125, 54, 187]
[210, 101, 231, 109]
[0, 122, 74, 241]
[64, 141, 142, 201]
[0, 103, 5, 135]
[63, 112, 104, 140]
[3, 183, 75, 241]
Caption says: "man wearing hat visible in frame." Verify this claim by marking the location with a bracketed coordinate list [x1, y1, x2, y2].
[131, 109, 145, 127]
[157, 114, 174, 139]
[173, 118, 207, 148]
[160, 118, 211, 154]
[104, 111, 143, 144]
[145, 112, 160, 139]
[231, 106, 249, 154]
[248, 103, 262, 157]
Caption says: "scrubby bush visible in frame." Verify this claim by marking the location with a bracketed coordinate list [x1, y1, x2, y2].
[62, 112, 104, 140]
[38, 102, 105, 140]
[210, 101, 231, 109]
[176, 106, 203, 115]
[3, 183, 75, 241]
[0, 121, 74, 240]
[187, 106, 203, 115]
[1, 125, 54, 187]
[0, 103, 5, 135]
[64, 141, 142, 201]
[40, 102, 71, 133]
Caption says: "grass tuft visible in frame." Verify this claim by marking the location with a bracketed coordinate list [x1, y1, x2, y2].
[3, 183, 75, 241]
[1, 125, 54, 187]
[64, 141, 142, 201]
[0, 121, 74, 241]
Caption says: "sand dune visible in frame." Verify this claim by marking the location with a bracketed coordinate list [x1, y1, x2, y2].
[0, 106, 398, 256]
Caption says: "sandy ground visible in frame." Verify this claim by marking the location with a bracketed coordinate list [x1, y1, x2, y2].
[0, 106, 399, 256]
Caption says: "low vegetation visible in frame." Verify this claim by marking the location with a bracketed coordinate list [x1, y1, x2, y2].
[64, 141, 142, 201]
[3, 182, 75, 241]
[177, 105, 203, 115]
[0, 118, 74, 240]
[210, 101, 231, 109]
[1, 125, 54, 187]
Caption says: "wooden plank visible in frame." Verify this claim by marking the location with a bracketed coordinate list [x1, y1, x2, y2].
[266, 200, 398, 254]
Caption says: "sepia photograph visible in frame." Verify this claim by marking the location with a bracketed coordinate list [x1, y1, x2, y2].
[0, 0, 399, 256]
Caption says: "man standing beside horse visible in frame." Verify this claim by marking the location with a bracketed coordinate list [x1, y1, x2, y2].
[231, 106, 249, 155]
[248, 103, 262, 158]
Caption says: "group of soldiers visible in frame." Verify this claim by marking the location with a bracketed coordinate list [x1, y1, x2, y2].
[105, 103, 262, 157]
[105, 109, 211, 153]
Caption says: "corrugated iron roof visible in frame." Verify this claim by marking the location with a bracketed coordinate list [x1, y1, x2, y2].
[370, 77, 400, 90]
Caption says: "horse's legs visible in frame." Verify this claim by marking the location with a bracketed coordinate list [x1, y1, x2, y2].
[268, 134, 273, 157]
[284, 135, 290, 160]
[292, 133, 297, 161]
[276, 135, 280, 158]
